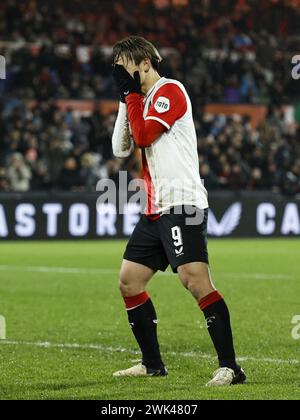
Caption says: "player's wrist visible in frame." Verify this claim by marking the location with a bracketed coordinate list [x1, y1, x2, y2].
[119, 94, 126, 103]
[121, 82, 141, 99]
[125, 92, 143, 102]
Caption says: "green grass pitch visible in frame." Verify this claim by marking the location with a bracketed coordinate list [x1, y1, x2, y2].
[0, 239, 299, 400]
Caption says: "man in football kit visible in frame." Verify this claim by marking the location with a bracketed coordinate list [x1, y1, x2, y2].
[111, 36, 246, 386]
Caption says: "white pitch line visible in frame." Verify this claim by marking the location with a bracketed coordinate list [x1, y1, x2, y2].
[0, 265, 292, 280]
[228, 273, 292, 281]
[0, 265, 119, 275]
[0, 339, 298, 365]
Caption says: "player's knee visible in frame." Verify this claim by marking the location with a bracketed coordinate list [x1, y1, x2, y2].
[178, 264, 213, 299]
[179, 265, 196, 290]
[182, 276, 198, 293]
[119, 272, 130, 295]
[181, 274, 200, 295]
[119, 269, 138, 297]
[119, 280, 132, 297]
[181, 276, 208, 300]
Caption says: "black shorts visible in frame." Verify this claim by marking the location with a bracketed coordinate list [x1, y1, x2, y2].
[124, 206, 209, 273]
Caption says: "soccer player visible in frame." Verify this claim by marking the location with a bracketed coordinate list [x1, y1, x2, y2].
[111, 36, 246, 386]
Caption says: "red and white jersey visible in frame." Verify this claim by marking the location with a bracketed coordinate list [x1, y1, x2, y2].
[141, 77, 208, 215]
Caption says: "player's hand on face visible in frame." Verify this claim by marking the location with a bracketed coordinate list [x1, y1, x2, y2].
[112, 60, 141, 102]
[116, 56, 139, 78]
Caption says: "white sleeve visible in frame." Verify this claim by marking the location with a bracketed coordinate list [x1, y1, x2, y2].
[112, 102, 134, 158]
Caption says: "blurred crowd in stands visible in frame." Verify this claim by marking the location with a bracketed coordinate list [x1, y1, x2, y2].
[1, 0, 299, 104]
[0, 0, 299, 195]
[1, 98, 299, 195]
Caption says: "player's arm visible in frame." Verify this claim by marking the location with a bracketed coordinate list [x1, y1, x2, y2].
[126, 94, 166, 148]
[112, 65, 187, 148]
[126, 83, 187, 148]
[111, 101, 134, 158]
[112, 65, 165, 148]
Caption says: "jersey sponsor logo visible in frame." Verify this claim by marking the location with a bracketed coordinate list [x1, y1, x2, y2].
[154, 96, 170, 113]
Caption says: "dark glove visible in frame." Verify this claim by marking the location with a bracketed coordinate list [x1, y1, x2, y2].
[112, 64, 141, 102]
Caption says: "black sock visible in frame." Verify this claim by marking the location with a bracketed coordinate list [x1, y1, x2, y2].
[201, 297, 240, 373]
[127, 299, 164, 370]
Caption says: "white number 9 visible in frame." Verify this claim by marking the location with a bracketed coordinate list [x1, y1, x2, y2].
[171, 226, 183, 247]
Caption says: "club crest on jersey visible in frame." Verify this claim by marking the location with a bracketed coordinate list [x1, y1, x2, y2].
[154, 96, 170, 113]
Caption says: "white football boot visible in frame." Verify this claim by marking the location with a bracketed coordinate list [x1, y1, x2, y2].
[113, 363, 168, 377]
[206, 367, 247, 386]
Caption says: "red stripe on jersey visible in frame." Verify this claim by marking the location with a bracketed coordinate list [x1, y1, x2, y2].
[142, 149, 159, 218]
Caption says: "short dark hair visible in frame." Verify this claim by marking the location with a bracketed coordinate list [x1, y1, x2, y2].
[113, 36, 162, 70]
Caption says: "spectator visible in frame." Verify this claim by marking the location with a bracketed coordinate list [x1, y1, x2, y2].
[200, 163, 220, 190]
[0, 168, 9, 191]
[80, 152, 108, 190]
[58, 156, 83, 191]
[6, 153, 32, 192]
[246, 167, 264, 190]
